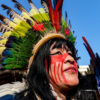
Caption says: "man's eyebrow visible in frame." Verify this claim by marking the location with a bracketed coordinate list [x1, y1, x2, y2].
[64, 46, 70, 51]
[66, 48, 71, 51]
[52, 45, 65, 49]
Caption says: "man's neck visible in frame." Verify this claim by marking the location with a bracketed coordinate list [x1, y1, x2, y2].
[50, 81, 67, 100]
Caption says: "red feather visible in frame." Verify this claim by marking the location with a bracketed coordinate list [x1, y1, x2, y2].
[82, 36, 96, 62]
[48, 0, 54, 24]
[32, 23, 45, 31]
[54, 0, 63, 31]
[48, 0, 63, 32]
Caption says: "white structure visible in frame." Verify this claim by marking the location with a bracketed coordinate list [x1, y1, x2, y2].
[78, 65, 90, 76]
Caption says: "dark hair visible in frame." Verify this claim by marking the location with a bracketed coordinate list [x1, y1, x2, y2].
[15, 38, 77, 100]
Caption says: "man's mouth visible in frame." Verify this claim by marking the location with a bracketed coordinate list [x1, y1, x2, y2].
[63, 67, 77, 73]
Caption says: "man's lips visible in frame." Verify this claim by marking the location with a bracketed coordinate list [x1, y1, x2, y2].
[63, 66, 77, 73]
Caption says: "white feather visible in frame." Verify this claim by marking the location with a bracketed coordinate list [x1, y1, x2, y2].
[0, 81, 25, 97]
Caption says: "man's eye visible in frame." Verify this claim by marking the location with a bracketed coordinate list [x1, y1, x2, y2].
[51, 51, 62, 55]
[56, 51, 62, 55]
[68, 52, 72, 56]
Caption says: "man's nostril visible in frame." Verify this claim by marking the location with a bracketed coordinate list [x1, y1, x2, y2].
[64, 59, 75, 64]
[71, 61, 74, 64]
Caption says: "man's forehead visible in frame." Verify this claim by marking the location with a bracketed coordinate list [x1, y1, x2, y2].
[50, 42, 70, 51]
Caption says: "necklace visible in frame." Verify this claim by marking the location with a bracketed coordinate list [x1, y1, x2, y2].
[50, 84, 63, 100]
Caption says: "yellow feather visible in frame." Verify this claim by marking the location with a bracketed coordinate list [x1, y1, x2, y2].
[42, 13, 50, 21]
[3, 31, 12, 38]
[30, 9, 39, 16]
[39, 8, 45, 13]
[9, 21, 17, 28]
[13, 18, 22, 24]
[33, 14, 42, 22]
[0, 47, 6, 55]
[39, 8, 50, 21]
[22, 12, 34, 24]
[0, 39, 8, 45]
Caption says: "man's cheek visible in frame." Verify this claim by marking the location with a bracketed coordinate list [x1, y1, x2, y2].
[49, 62, 59, 84]
[50, 55, 64, 64]
[49, 62, 65, 84]
[57, 62, 65, 84]
[60, 63, 69, 84]
[61, 61, 78, 84]
[74, 61, 78, 75]
[49, 64, 55, 81]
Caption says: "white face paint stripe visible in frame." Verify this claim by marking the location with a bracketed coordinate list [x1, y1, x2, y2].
[49, 63, 60, 84]
[56, 62, 61, 84]
[59, 62, 64, 84]
[53, 62, 58, 83]
[49, 64, 54, 80]
[50, 64, 58, 83]
[55, 62, 60, 84]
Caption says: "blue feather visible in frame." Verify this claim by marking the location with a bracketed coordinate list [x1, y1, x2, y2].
[95, 53, 100, 92]
[83, 43, 93, 61]
[83, 42, 100, 92]
[2, 49, 12, 56]
[2, 57, 7, 65]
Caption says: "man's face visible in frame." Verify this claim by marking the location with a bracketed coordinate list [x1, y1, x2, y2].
[49, 43, 79, 89]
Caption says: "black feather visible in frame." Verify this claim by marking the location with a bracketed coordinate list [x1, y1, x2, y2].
[73, 30, 75, 34]
[0, 14, 5, 22]
[0, 14, 16, 27]
[28, 0, 38, 11]
[0, 23, 12, 33]
[41, 0, 49, 13]
[12, 0, 37, 24]
[12, 0, 30, 16]
[1, 5, 34, 26]
[65, 11, 67, 25]
[0, 70, 26, 85]
[1, 4, 23, 20]
[68, 20, 71, 29]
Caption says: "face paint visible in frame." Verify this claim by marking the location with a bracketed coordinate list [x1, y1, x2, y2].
[49, 53, 78, 85]
[61, 61, 78, 84]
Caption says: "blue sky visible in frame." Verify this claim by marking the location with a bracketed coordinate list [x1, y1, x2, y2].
[0, 0, 100, 65]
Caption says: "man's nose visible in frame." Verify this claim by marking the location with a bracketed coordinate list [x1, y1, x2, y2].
[64, 56, 75, 64]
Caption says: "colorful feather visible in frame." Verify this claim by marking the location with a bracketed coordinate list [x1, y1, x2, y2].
[48, 0, 63, 31]
[95, 53, 100, 93]
[0, 39, 8, 45]
[96, 53, 100, 72]
[82, 37, 95, 63]
[53, 0, 58, 9]
[0, 47, 6, 55]
[41, 0, 49, 13]
[0, 14, 16, 28]
[65, 11, 68, 25]
[0, 36, 5, 40]
[0, 23, 12, 33]
[82, 36, 100, 93]
[11, 0, 35, 25]
[28, 0, 39, 12]
[1, 5, 24, 20]
[83, 43, 93, 60]
[12, 0, 31, 16]
[68, 20, 71, 29]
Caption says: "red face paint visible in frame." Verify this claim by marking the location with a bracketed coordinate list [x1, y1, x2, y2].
[61, 61, 78, 84]
[49, 53, 78, 85]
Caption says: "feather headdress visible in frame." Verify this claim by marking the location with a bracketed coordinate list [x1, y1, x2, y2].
[0, 0, 75, 86]
[82, 37, 100, 93]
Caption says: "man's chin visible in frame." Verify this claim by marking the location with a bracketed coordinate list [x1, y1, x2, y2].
[64, 75, 79, 87]
[68, 78, 79, 87]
